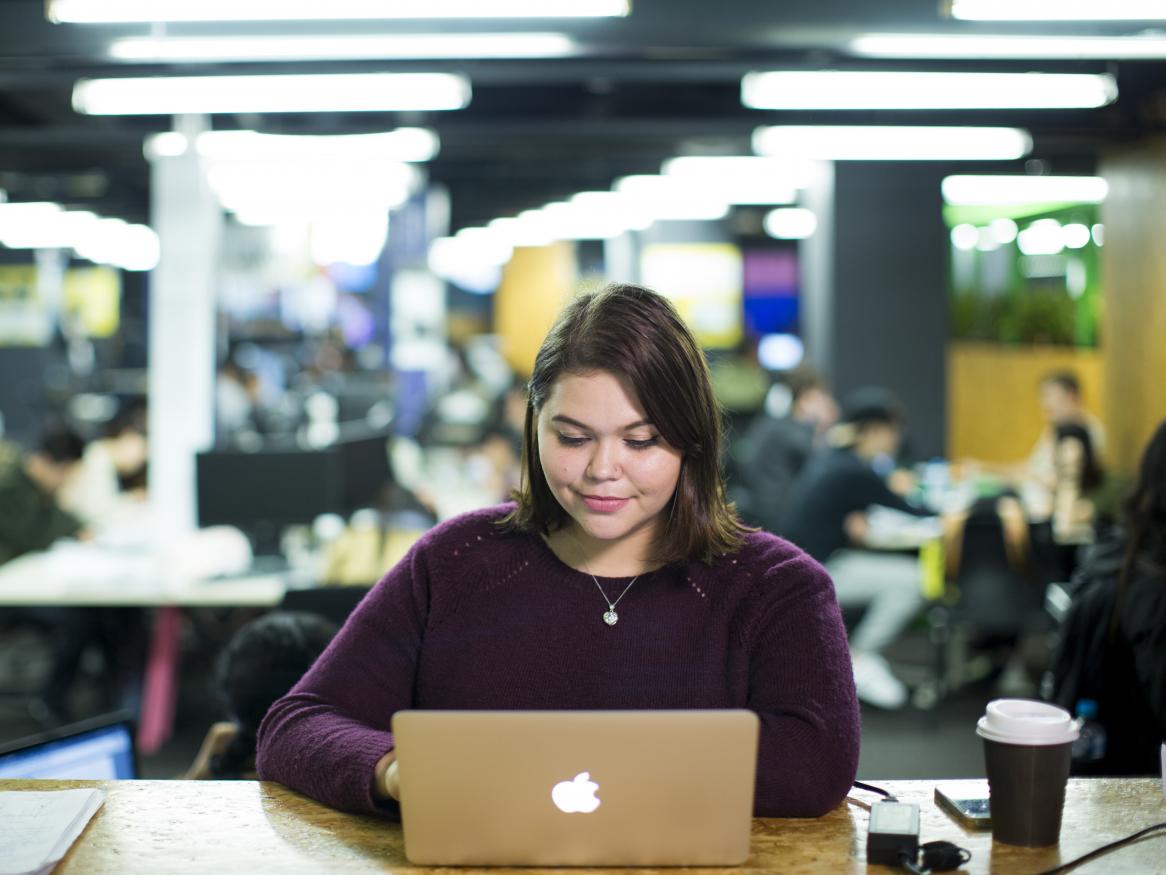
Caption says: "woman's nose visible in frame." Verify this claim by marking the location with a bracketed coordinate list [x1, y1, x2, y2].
[586, 440, 620, 480]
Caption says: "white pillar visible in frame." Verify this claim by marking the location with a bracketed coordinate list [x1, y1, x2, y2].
[146, 114, 221, 546]
[798, 160, 835, 382]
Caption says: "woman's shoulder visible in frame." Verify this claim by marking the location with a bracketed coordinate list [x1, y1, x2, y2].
[409, 502, 535, 567]
[415, 502, 520, 545]
[695, 529, 829, 589]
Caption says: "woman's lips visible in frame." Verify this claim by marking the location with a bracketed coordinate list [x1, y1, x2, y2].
[581, 494, 630, 513]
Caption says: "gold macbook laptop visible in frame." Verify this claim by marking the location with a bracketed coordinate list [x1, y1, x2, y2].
[391, 709, 760, 867]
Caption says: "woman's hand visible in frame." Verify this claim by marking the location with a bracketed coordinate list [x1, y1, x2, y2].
[373, 750, 400, 801]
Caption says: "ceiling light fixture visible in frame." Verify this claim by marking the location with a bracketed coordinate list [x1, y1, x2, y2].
[109, 33, 576, 62]
[941, 175, 1108, 205]
[661, 156, 809, 202]
[948, 0, 1166, 21]
[741, 70, 1117, 110]
[752, 126, 1032, 161]
[50, 0, 628, 23]
[851, 33, 1166, 59]
[763, 208, 817, 240]
[73, 73, 471, 115]
[195, 129, 439, 163]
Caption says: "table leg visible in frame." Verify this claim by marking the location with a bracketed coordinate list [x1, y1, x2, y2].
[137, 606, 182, 756]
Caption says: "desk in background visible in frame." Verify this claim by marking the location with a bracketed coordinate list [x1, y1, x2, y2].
[2, 777, 1161, 874]
[0, 546, 290, 753]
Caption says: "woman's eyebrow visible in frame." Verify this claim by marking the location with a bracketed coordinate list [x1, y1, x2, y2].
[550, 414, 653, 432]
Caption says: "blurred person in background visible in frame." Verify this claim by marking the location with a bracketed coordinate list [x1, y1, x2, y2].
[186, 611, 339, 780]
[1050, 422, 1115, 545]
[59, 401, 149, 534]
[967, 371, 1105, 508]
[1032, 372, 1106, 488]
[733, 366, 838, 534]
[1051, 418, 1166, 775]
[0, 425, 87, 566]
[215, 358, 262, 444]
[779, 388, 929, 709]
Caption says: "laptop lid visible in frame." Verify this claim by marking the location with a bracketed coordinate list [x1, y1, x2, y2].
[392, 709, 760, 867]
[0, 712, 138, 780]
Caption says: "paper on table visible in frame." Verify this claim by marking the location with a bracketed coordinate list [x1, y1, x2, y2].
[0, 789, 105, 875]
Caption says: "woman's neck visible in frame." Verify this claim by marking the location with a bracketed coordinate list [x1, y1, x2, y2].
[546, 524, 658, 578]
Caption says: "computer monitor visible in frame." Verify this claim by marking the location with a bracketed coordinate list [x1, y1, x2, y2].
[335, 431, 394, 514]
[0, 714, 138, 780]
[196, 446, 344, 554]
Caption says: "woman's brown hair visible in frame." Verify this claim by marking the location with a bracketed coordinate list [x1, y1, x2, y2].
[499, 282, 750, 565]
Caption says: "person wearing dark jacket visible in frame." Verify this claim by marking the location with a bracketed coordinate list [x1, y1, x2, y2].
[1052, 418, 1166, 775]
[780, 388, 930, 710]
[0, 428, 85, 566]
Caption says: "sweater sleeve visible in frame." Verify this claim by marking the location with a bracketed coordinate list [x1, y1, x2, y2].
[255, 539, 431, 813]
[743, 543, 861, 817]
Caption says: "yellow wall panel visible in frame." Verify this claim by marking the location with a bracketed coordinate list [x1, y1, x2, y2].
[947, 341, 1103, 464]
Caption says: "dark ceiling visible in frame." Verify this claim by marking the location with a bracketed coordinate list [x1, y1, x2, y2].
[1, 0, 1165, 232]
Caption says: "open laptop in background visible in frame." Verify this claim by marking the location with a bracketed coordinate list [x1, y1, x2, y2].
[0, 712, 138, 780]
[392, 710, 759, 867]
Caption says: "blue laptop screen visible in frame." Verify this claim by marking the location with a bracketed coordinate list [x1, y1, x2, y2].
[0, 722, 136, 780]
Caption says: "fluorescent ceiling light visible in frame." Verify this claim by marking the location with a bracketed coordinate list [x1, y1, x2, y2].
[941, 175, 1108, 204]
[741, 70, 1117, 110]
[613, 175, 730, 221]
[196, 129, 439, 163]
[753, 126, 1032, 161]
[0, 203, 159, 271]
[949, 0, 1166, 21]
[851, 33, 1166, 59]
[662, 156, 814, 187]
[110, 33, 576, 62]
[50, 0, 628, 22]
[764, 208, 817, 240]
[74, 73, 470, 115]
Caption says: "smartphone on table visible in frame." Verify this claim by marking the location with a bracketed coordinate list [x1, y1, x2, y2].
[934, 787, 991, 829]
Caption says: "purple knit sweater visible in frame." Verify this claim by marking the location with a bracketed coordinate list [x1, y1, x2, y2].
[256, 504, 860, 818]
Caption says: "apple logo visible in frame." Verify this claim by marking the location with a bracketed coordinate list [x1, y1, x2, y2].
[551, 771, 601, 814]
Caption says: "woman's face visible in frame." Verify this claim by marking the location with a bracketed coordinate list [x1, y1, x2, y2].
[537, 369, 683, 551]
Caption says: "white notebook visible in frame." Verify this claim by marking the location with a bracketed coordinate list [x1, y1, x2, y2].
[0, 789, 105, 875]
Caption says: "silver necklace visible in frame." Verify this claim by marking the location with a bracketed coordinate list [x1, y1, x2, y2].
[593, 573, 639, 627]
[567, 533, 640, 626]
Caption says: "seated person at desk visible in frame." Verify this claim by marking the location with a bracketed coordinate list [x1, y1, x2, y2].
[733, 366, 838, 535]
[1052, 417, 1166, 775]
[58, 401, 149, 535]
[1050, 422, 1117, 544]
[186, 611, 338, 779]
[257, 283, 861, 818]
[0, 426, 87, 566]
[779, 388, 930, 710]
[965, 370, 1105, 505]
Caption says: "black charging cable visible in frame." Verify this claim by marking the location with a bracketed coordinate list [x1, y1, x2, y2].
[853, 780, 898, 802]
[1033, 821, 1166, 875]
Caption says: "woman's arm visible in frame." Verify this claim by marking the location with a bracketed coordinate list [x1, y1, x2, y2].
[744, 546, 861, 817]
[256, 542, 430, 813]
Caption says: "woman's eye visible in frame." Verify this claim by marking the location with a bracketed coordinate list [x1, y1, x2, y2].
[556, 434, 588, 447]
[625, 437, 659, 449]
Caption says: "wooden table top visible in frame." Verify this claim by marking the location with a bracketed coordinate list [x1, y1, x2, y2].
[2, 777, 1163, 874]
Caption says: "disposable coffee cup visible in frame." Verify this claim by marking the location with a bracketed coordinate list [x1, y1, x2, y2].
[976, 699, 1078, 847]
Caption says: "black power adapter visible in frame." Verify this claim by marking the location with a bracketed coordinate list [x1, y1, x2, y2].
[867, 801, 920, 867]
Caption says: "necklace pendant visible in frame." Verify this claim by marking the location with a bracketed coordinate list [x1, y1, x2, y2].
[603, 609, 619, 626]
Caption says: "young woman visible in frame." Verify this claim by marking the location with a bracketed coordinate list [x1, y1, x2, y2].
[1053, 418, 1166, 774]
[256, 283, 860, 817]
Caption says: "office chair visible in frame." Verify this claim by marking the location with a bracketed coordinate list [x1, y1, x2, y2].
[920, 500, 1048, 706]
[278, 586, 371, 627]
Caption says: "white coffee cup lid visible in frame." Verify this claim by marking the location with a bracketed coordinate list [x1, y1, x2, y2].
[976, 698, 1080, 746]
